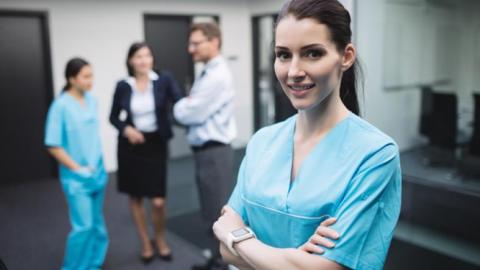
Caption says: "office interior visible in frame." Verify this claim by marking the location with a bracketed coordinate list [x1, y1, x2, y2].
[0, 0, 479, 269]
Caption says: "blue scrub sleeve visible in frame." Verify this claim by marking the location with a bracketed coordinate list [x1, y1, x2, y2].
[45, 101, 64, 147]
[228, 157, 249, 225]
[322, 144, 402, 270]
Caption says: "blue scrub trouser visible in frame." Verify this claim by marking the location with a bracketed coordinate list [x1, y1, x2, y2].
[62, 187, 108, 270]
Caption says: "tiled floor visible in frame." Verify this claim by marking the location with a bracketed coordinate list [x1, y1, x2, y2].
[1, 147, 480, 269]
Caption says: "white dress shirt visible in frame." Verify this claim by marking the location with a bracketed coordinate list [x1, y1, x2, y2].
[173, 55, 237, 146]
[127, 71, 158, 132]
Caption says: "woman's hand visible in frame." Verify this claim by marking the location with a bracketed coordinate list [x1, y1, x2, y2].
[298, 217, 340, 254]
[123, 126, 145, 144]
[74, 166, 94, 179]
[213, 205, 246, 244]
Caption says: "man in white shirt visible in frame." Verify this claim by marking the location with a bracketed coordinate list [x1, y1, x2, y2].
[173, 22, 236, 270]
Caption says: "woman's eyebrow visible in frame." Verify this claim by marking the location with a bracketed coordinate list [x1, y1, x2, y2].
[300, 43, 326, 50]
[275, 44, 326, 51]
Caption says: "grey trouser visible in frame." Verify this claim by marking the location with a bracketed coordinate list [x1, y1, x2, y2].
[192, 143, 235, 257]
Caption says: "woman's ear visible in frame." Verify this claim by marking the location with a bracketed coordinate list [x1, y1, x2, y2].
[68, 76, 75, 87]
[341, 43, 356, 71]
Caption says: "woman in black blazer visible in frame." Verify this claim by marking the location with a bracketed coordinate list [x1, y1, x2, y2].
[109, 42, 182, 263]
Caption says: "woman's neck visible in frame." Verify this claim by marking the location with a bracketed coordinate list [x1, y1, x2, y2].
[135, 72, 149, 83]
[295, 92, 349, 140]
[67, 87, 85, 99]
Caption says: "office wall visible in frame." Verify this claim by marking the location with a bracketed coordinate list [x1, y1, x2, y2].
[357, 0, 424, 150]
[0, 0, 253, 171]
[456, 0, 480, 115]
[248, 0, 418, 149]
[379, 0, 480, 142]
[2, 0, 477, 172]
[249, 0, 479, 151]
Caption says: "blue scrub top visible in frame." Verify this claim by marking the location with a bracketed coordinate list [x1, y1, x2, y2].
[228, 112, 402, 270]
[45, 92, 107, 193]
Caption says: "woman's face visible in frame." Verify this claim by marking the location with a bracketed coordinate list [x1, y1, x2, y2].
[274, 15, 353, 111]
[70, 65, 93, 92]
[130, 46, 154, 76]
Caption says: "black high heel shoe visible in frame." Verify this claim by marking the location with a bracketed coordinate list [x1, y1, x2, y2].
[154, 239, 173, 261]
[140, 253, 155, 264]
[151, 239, 173, 262]
[158, 251, 173, 261]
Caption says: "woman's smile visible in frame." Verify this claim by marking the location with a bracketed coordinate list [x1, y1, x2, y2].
[287, 83, 316, 98]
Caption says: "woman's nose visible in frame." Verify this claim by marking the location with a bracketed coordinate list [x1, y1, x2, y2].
[287, 57, 306, 80]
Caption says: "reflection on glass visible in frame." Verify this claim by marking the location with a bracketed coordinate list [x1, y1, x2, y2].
[257, 16, 276, 127]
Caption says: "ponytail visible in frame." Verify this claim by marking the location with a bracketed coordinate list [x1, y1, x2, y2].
[62, 82, 70, 92]
[340, 61, 362, 115]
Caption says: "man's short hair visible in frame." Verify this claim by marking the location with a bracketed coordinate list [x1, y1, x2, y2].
[190, 22, 222, 48]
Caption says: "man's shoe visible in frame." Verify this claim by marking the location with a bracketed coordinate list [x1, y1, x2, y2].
[191, 257, 216, 270]
[192, 257, 229, 270]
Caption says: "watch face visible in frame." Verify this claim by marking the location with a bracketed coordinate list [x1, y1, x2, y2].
[232, 228, 249, 237]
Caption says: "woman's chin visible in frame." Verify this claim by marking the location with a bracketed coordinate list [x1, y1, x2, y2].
[290, 100, 314, 111]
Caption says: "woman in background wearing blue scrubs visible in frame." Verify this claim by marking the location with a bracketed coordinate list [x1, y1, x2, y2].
[45, 58, 108, 270]
[213, 0, 402, 269]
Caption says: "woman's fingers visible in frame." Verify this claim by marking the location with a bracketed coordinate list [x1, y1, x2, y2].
[316, 217, 340, 239]
[300, 242, 325, 254]
[299, 217, 339, 254]
[320, 217, 337, 227]
[220, 205, 231, 215]
[310, 234, 335, 248]
[316, 226, 340, 239]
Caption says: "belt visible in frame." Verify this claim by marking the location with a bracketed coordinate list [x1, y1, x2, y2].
[191, 141, 227, 152]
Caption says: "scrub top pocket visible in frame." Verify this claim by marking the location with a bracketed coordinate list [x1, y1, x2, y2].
[243, 197, 329, 248]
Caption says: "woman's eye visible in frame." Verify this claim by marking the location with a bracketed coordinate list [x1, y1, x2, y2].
[275, 51, 291, 61]
[305, 50, 324, 59]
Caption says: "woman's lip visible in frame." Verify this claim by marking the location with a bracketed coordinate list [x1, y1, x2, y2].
[289, 88, 310, 98]
[287, 83, 315, 91]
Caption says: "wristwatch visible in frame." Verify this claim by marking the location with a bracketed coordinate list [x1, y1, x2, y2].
[226, 227, 256, 256]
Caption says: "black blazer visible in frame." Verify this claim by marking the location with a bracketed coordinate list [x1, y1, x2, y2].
[109, 71, 183, 141]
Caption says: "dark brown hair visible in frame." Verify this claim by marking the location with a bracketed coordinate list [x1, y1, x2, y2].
[126, 41, 154, 77]
[190, 22, 222, 49]
[63, 57, 90, 92]
[276, 0, 362, 115]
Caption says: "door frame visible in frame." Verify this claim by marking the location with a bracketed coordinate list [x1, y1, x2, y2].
[0, 9, 56, 179]
[0, 9, 54, 106]
[252, 13, 278, 132]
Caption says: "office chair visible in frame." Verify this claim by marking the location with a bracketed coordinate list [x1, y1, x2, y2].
[429, 92, 457, 149]
[421, 92, 459, 168]
[419, 86, 433, 137]
[469, 93, 480, 156]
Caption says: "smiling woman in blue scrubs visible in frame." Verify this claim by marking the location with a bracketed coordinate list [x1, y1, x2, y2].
[45, 58, 108, 270]
[212, 0, 402, 269]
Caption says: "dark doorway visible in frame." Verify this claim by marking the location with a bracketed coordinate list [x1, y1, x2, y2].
[0, 10, 55, 186]
[144, 15, 194, 94]
[252, 14, 296, 131]
[144, 14, 220, 94]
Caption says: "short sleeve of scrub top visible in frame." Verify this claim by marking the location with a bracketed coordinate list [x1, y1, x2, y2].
[322, 144, 401, 270]
[45, 99, 64, 147]
[228, 112, 402, 270]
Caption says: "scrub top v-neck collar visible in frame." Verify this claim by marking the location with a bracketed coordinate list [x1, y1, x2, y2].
[65, 91, 89, 111]
[286, 111, 353, 194]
